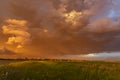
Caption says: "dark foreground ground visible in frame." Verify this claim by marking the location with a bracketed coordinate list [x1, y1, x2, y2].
[0, 60, 120, 80]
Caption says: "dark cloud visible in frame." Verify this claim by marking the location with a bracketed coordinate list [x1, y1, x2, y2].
[0, 0, 120, 58]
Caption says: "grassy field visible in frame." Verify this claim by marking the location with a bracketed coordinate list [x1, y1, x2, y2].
[0, 60, 120, 80]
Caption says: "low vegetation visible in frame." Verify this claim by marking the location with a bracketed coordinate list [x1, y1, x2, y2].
[0, 60, 120, 80]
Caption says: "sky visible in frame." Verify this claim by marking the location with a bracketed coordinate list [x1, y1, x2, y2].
[0, 0, 120, 59]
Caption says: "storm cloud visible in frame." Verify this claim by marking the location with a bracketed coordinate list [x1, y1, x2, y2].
[0, 0, 120, 58]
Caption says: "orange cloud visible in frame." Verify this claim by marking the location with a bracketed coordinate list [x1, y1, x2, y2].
[2, 19, 31, 49]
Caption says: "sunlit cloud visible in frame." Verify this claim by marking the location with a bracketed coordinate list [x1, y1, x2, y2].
[63, 10, 83, 26]
[2, 19, 31, 49]
[0, 0, 120, 58]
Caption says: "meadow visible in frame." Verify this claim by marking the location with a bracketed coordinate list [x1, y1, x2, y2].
[0, 60, 120, 80]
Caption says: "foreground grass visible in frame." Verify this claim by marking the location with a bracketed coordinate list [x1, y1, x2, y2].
[0, 61, 120, 80]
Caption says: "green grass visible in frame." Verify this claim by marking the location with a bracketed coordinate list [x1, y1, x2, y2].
[0, 61, 120, 80]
